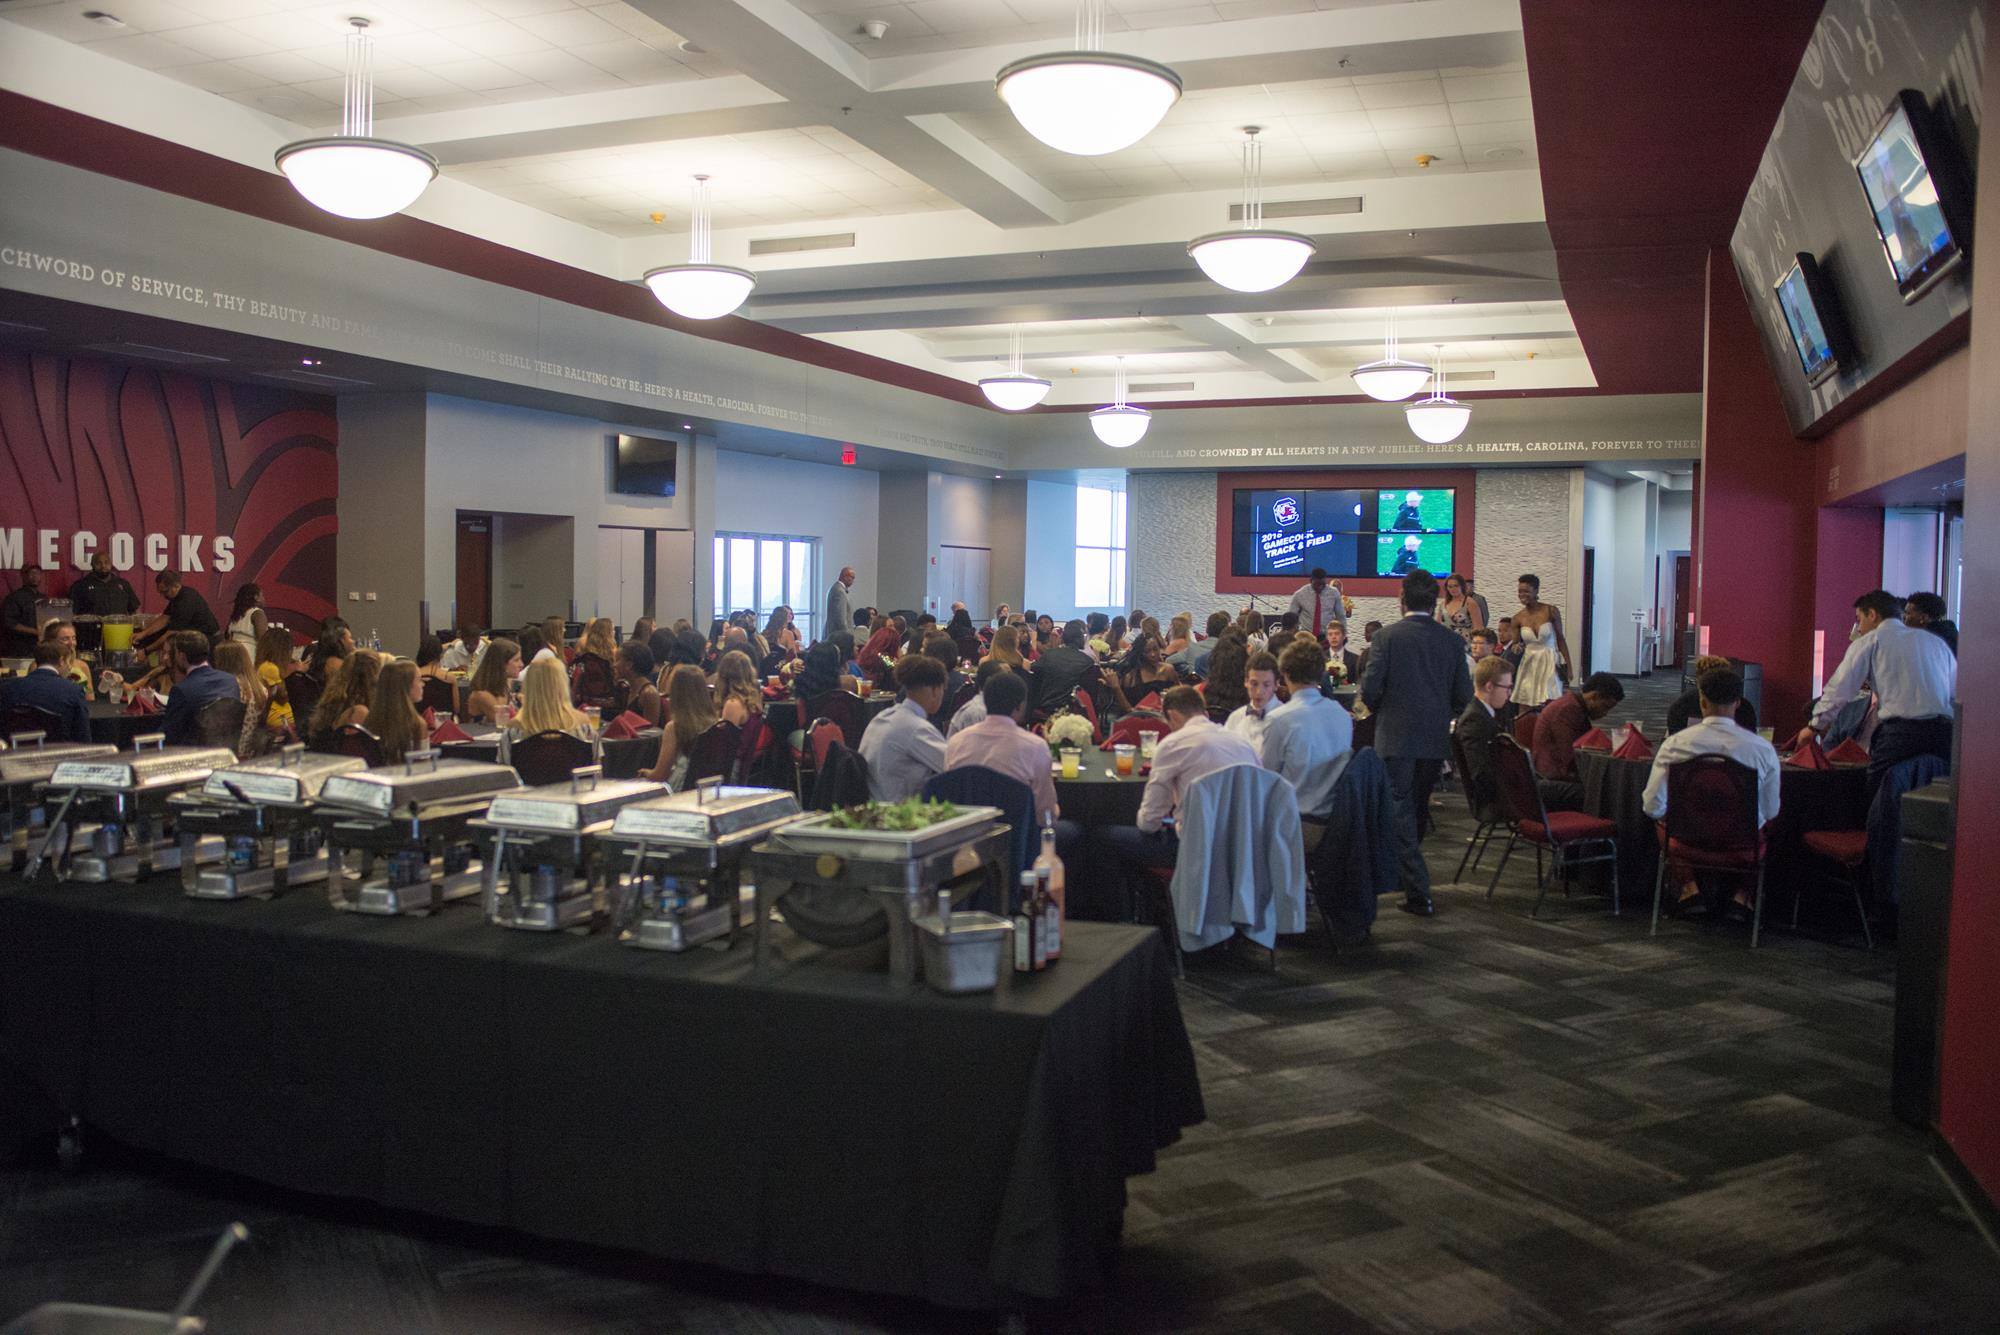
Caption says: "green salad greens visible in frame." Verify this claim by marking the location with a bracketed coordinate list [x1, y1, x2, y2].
[827, 798, 960, 831]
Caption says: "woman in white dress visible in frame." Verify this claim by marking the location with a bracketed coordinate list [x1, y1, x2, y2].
[1513, 618, 1561, 709]
[225, 583, 267, 650]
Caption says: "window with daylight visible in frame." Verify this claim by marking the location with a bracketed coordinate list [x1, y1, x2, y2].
[1075, 485, 1127, 609]
[713, 532, 818, 643]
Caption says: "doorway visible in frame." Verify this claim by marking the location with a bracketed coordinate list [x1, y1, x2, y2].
[1671, 554, 1691, 668]
[1580, 547, 1596, 678]
[455, 513, 491, 630]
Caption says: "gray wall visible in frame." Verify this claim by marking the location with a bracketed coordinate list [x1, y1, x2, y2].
[335, 393, 429, 651]
[491, 513, 575, 629]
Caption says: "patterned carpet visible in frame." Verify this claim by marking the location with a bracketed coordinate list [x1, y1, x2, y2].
[4, 672, 1995, 1333]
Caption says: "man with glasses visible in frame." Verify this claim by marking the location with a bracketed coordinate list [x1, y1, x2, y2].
[1454, 655, 1515, 816]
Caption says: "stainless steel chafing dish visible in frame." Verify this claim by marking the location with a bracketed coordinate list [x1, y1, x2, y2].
[1, 733, 116, 872]
[167, 746, 367, 899]
[32, 737, 237, 883]
[602, 777, 801, 952]
[316, 749, 521, 916]
[473, 766, 665, 931]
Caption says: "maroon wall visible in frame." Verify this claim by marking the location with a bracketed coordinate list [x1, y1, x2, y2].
[0, 351, 338, 635]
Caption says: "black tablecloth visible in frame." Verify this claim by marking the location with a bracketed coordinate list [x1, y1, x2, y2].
[766, 694, 896, 740]
[1056, 763, 1147, 831]
[437, 733, 660, 779]
[0, 879, 1201, 1309]
[87, 700, 159, 747]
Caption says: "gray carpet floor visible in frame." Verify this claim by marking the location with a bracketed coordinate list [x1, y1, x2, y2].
[4, 671, 1996, 1333]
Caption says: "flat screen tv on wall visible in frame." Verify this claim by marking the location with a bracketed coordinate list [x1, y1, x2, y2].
[1772, 252, 1856, 387]
[1853, 88, 1974, 304]
[612, 433, 676, 497]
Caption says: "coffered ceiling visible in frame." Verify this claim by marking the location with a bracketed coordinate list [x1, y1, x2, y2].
[1, 0, 1597, 406]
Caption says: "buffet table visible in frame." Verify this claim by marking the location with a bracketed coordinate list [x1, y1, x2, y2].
[0, 877, 1202, 1309]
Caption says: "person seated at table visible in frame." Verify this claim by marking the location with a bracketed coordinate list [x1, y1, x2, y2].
[763, 621, 801, 673]
[1162, 613, 1193, 659]
[983, 624, 1035, 692]
[519, 625, 556, 672]
[946, 607, 982, 665]
[1224, 650, 1281, 751]
[1643, 667, 1780, 918]
[1033, 613, 1057, 654]
[1170, 612, 1231, 675]
[644, 664, 717, 789]
[414, 635, 460, 716]
[132, 569, 220, 653]
[1106, 631, 1182, 714]
[858, 654, 949, 801]
[0, 640, 90, 742]
[1325, 620, 1362, 686]
[160, 631, 239, 747]
[1494, 617, 1524, 668]
[922, 631, 971, 704]
[614, 641, 662, 727]
[1466, 627, 1496, 664]
[539, 616, 570, 664]
[508, 655, 592, 742]
[461, 638, 522, 726]
[1666, 655, 1756, 735]
[361, 658, 428, 762]
[70, 551, 140, 617]
[1530, 671, 1625, 811]
[1262, 630, 1297, 694]
[575, 617, 618, 665]
[253, 625, 297, 736]
[715, 649, 766, 727]
[212, 641, 270, 757]
[1902, 592, 1957, 655]
[762, 606, 794, 651]
[306, 650, 381, 745]
[1454, 656, 1516, 815]
[307, 619, 353, 682]
[792, 640, 844, 705]
[945, 670, 1061, 822]
[1203, 635, 1251, 721]
[1094, 685, 1262, 919]
[1029, 620, 1102, 718]
[38, 620, 94, 698]
[1261, 638, 1354, 843]
[857, 614, 901, 684]
[946, 659, 1012, 739]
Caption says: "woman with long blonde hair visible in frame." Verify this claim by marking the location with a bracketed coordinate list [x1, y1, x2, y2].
[577, 616, 618, 661]
[510, 655, 590, 738]
[212, 641, 269, 757]
[307, 650, 379, 741]
[643, 664, 717, 788]
[1163, 613, 1193, 658]
[369, 660, 430, 761]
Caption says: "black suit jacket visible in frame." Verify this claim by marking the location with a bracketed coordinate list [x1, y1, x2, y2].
[1029, 645, 1099, 715]
[0, 666, 91, 743]
[1359, 613, 1474, 760]
[1454, 699, 1505, 814]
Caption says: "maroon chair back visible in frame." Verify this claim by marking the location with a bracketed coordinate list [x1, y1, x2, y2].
[2, 706, 69, 744]
[286, 673, 325, 729]
[418, 675, 458, 719]
[809, 718, 844, 771]
[1099, 712, 1165, 751]
[1661, 755, 1761, 855]
[1071, 687, 1101, 742]
[736, 712, 772, 783]
[509, 729, 595, 786]
[570, 652, 617, 709]
[806, 690, 864, 746]
[1510, 705, 1542, 748]
[1451, 728, 1495, 820]
[330, 724, 385, 767]
[1488, 735, 1547, 830]
[685, 719, 743, 786]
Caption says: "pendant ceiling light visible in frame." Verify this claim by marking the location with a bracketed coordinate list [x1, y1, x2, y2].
[1405, 345, 1471, 444]
[1350, 307, 1434, 401]
[643, 175, 757, 320]
[995, 0, 1181, 156]
[979, 328, 1053, 411]
[275, 19, 438, 221]
[1187, 127, 1315, 294]
[1089, 357, 1151, 447]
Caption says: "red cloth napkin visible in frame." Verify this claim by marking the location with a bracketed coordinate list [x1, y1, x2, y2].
[1785, 737, 1832, 770]
[762, 684, 787, 700]
[123, 692, 160, 716]
[422, 706, 438, 730]
[602, 710, 651, 740]
[1827, 738, 1870, 764]
[1612, 729, 1653, 760]
[1135, 691, 1163, 713]
[1574, 727, 1613, 752]
[429, 718, 473, 744]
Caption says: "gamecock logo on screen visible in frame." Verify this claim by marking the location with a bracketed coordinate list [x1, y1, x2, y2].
[1271, 496, 1300, 526]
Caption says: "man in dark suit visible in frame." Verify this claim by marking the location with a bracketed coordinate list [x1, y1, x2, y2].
[1360, 571, 1474, 916]
[1028, 619, 1101, 717]
[160, 631, 238, 747]
[0, 641, 91, 742]
[1454, 655, 1516, 818]
[1325, 620, 1363, 686]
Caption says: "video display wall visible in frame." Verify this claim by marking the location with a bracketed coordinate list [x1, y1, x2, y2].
[1230, 486, 1457, 577]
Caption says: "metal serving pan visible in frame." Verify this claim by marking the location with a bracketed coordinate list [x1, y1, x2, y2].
[482, 771, 665, 833]
[318, 753, 521, 819]
[48, 743, 237, 795]
[201, 747, 366, 807]
[1, 739, 117, 792]
[773, 804, 1002, 861]
[608, 780, 802, 847]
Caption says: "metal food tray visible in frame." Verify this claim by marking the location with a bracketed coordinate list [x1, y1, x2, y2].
[773, 804, 1002, 860]
[482, 773, 665, 832]
[609, 781, 801, 846]
[319, 753, 522, 818]
[1, 741, 117, 790]
[202, 748, 365, 807]
[48, 745, 237, 793]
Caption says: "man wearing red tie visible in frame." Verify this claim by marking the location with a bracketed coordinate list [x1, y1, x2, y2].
[1287, 568, 1346, 640]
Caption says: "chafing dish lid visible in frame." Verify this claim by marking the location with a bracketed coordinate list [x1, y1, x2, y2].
[610, 781, 801, 843]
[50, 744, 237, 791]
[483, 774, 666, 832]
[202, 747, 367, 805]
[318, 754, 522, 817]
[1, 741, 117, 787]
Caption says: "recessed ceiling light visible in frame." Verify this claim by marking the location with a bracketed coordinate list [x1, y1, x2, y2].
[301, 357, 322, 366]
[677, 38, 705, 55]
[82, 11, 126, 27]
[1484, 147, 1525, 161]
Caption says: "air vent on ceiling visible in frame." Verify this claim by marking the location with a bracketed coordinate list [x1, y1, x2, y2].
[1452, 369, 1496, 382]
[1229, 195, 1361, 222]
[259, 369, 374, 389]
[78, 341, 227, 365]
[1129, 380, 1195, 393]
[748, 231, 857, 256]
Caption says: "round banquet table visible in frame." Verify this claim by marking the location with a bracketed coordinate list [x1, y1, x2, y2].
[87, 700, 161, 748]
[1576, 749, 1870, 900]
[1055, 758, 1148, 831]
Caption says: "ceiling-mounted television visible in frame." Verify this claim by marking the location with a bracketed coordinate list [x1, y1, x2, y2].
[1853, 88, 1973, 304]
[1773, 252, 1856, 387]
[612, 433, 677, 497]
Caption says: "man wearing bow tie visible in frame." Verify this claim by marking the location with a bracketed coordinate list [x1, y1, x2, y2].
[1224, 650, 1281, 751]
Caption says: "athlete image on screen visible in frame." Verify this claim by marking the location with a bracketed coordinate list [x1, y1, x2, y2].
[1390, 534, 1424, 574]
[1392, 490, 1425, 531]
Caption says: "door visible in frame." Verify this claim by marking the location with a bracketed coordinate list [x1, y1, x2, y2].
[938, 545, 990, 620]
[1580, 546, 1595, 678]
[455, 513, 492, 630]
[1672, 554, 1691, 667]
[653, 529, 697, 630]
[595, 527, 644, 635]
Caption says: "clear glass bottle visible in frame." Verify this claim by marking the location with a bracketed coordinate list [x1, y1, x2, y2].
[1034, 814, 1064, 960]
[1013, 870, 1038, 973]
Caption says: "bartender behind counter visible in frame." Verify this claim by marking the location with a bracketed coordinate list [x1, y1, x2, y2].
[71, 552, 141, 616]
[133, 569, 220, 652]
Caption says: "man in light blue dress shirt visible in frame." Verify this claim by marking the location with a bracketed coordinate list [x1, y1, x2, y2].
[857, 653, 949, 801]
[1260, 638, 1353, 838]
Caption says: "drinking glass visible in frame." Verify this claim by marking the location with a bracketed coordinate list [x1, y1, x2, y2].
[1114, 744, 1136, 777]
[1138, 730, 1160, 759]
[1059, 747, 1081, 780]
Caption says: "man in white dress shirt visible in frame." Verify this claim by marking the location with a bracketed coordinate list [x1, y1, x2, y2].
[1224, 650, 1281, 752]
[1260, 638, 1354, 839]
[857, 654, 948, 801]
[1647, 667, 1781, 918]
[1795, 589, 1956, 799]
[1287, 568, 1346, 640]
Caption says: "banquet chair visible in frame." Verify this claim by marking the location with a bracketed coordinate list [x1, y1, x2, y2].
[328, 724, 385, 767]
[505, 729, 596, 786]
[806, 690, 865, 747]
[192, 698, 249, 755]
[1148, 763, 1307, 975]
[418, 675, 459, 719]
[685, 720, 743, 787]
[1510, 705, 1542, 748]
[2, 706, 69, 744]
[937, 679, 979, 733]
[1797, 830, 1875, 949]
[1487, 736, 1620, 918]
[1647, 755, 1768, 946]
[1448, 728, 1504, 883]
[735, 712, 774, 786]
[1098, 713, 1166, 751]
[1070, 687, 1102, 742]
[922, 765, 1035, 904]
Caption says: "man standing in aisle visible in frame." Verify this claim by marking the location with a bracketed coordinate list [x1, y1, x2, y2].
[1796, 589, 1957, 800]
[826, 567, 856, 648]
[1287, 568, 1345, 641]
[1360, 570, 1473, 917]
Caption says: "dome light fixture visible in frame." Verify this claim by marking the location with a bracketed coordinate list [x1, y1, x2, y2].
[1405, 345, 1472, 444]
[275, 19, 438, 221]
[643, 175, 757, 320]
[1186, 127, 1315, 293]
[1089, 357, 1151, 447]
[995, 0, 1181, 157]
[1350, 307, 1434, 401]
[979, 327, 1053, 411]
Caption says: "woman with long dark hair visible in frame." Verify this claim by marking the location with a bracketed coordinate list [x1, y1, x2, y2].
[1203, 634, 1252, 718]
[226, 583, 267, 649]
